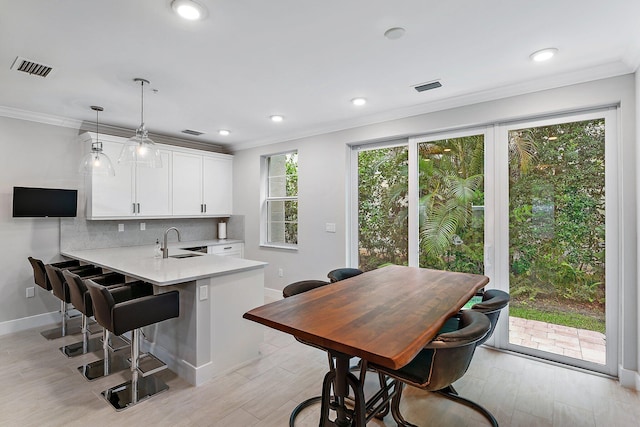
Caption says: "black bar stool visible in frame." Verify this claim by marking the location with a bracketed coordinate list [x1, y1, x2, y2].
[27, 256, 96, 340]
[86, 279, 179, 410]
[63, 271, 155, 380]
[60, 270, 129, 358]
[44, 263, 104, 339]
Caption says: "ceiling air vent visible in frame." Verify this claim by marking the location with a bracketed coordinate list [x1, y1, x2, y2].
[11, 56, 53, 78]
[414, 80, 442, 92]
[182, 129, 204, 136]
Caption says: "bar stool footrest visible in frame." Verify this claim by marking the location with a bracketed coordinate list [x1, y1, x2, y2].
[137, 353, 167, 377]
[78, 354, 130, 381]
[102, 376, 169, 411]
[60, 336, 103, 358]
[108, 335, 130, 352]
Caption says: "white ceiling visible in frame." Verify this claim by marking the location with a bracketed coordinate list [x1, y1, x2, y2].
[1, 0, 639, 151]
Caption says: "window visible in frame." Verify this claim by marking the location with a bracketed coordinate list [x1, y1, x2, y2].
[263, 151, 298, 247]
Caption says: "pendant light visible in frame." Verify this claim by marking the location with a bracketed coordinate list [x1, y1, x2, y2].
[118, 78, 162, 168]
[79, 106, 115, 176]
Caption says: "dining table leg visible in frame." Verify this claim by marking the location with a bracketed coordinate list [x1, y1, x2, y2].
[320, 351, 366, 426]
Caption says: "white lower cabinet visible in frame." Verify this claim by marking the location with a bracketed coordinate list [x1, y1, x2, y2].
[208, 243, 244, 258]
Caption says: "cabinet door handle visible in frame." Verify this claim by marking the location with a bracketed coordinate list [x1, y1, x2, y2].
[137, 203, 140, 213]
[204, 204, 207, 213]
[133, 203, 136, 214]
[224, 246, 232, 250]
[200, 204, 203, 213]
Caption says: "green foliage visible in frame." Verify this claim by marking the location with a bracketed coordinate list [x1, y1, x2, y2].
[357, 146, 408, 271]
[417, 135, 485, 274]
[509, 119, 606, 309]
[357, 118, 606, 331]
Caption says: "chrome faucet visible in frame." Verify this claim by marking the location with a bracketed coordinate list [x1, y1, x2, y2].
[162, 227, 181, 258]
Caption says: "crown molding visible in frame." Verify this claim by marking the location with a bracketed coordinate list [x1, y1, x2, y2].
[0, 106, 83, 128]
[0, 106, 229, 154]
[233, 60, 634, 151]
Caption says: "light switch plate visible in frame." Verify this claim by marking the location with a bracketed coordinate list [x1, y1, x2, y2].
[118, 223, 124, 232]
[199, 285, 208, 301]
[140, 222, 146, 231]
[325, 223, 336, 233]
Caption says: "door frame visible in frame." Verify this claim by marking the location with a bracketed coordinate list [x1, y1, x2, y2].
[493, 108, 619, 376]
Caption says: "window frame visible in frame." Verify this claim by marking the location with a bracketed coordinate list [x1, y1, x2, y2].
[260, 150, 299, 250]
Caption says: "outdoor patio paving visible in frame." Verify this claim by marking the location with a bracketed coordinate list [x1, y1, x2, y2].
[509, 316, 606, 364]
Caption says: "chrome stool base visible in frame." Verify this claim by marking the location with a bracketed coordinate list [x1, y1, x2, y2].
[40, 316, 82, 340]
[79, 354, 130, 381]
[102, 375, 169, 411]
[60, 336, 102, 358]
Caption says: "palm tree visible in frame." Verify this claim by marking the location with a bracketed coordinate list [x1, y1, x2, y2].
[418, 136, 484, 259]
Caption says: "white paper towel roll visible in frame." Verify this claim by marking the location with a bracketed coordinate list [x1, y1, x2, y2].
[218, 221, 227, 239]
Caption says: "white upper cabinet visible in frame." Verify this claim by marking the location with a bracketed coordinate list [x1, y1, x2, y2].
[136, 149, 172, 216]
[172, 151, 204, 216]
[87, 135, 135, 218]
[203, 156, 232, 216]
[82, 132, 232, 220]
[172, 151, 233, 217]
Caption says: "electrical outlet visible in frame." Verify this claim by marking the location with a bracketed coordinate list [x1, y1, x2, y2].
[325, 223, 336, 233]
[118, 223, 125, 232]
[199, 285, 208, 301]
[140, 222, 146, 231]
[26, 287, 35, 298]
[278, 268, 284, 277]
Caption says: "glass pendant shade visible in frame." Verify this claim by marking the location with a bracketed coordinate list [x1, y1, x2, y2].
[119, 78, 162, 168]
[118, 125, 163, 168]
[80, 141, 115, 176]
[81, 106, 115, 176]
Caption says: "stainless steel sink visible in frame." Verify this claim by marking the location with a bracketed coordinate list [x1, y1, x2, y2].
[169, 253, 204, 259]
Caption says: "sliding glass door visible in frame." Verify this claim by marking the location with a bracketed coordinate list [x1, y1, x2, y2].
[350, 108, 618, 374]
[494, 110, 618, 375]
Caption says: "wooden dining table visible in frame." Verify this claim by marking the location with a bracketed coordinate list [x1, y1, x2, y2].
[243, 264, 489, 426]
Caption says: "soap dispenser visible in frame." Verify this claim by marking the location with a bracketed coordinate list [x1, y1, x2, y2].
[154, 238, 162, 258]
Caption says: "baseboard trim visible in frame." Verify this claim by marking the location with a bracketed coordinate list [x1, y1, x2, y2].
[618, 365, 639, 390]
[0, 312, 60, 336]
[264, 287, 283, 301]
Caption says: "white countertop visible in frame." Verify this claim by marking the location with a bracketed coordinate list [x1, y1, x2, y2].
[61, 241, 266, 286]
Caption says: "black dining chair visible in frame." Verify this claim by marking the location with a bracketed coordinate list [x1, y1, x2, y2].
[327, 267, 363, 283]
[470, 289, 510, 346]
[369, 310, 498, 427]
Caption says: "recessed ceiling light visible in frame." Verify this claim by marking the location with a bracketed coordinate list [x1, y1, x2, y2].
[171, 0, 207, 20]
[270, 115, 284, 122]
[351, 97, 367, 106]
[384, 27, 406, 40]
[218, 129, 230, 136]
[530, 48, 558, 62]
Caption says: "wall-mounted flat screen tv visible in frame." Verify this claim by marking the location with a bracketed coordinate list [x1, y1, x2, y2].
[12, 186, 78, 218]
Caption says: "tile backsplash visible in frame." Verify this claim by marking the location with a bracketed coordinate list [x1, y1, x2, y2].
[60, 216, 244, 251]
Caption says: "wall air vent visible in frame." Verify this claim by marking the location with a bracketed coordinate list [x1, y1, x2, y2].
[182, 129, 204, 136]
[10, 56, 53, 78]
[414, 80, 442, 92]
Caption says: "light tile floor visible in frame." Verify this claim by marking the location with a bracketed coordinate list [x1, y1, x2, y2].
[0, 319, 637, 426]
[509, 317, 606, 365]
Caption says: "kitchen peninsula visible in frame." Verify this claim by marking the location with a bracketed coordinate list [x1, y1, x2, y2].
[62, 242, 266, 386]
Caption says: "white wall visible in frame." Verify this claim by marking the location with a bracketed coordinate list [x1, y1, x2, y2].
[0, 116, 85, 328]
[636, 70, 640, 390]
[233, 74, 637, 383]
